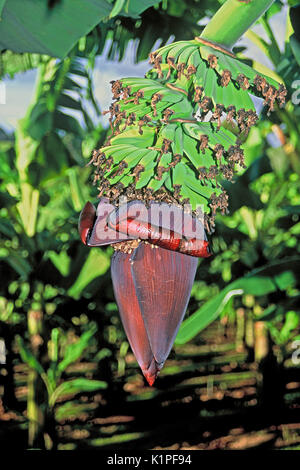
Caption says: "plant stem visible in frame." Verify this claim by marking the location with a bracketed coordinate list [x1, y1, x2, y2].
[244, 29, 271, 59]
[200, 0, 275, 50]
[235, 308, 245, 352]
[260, 16, 281, 65]
[254, 321, 269, 363]
[27, 309, 46, 449]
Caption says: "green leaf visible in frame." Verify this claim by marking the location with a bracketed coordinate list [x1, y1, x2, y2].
[290, 4, 300, 43]
[68, 167, 86, 211]
[16, 183, 40, 237]
[55, 401, 94, 421]
[50, 378, 107, 407]
[27, 135, 70, 188]
[136, 23, 157, 61]
[1, 251, 32, 278]
[274, 270, 297, 291]
[0, 191, 17, 208]
[222, 154, 270, 213]
[176, 258, 300, 344]
[26, 102, 53, 141]
[0, 0, 6, 16]
[17, 336, 45, 375]
[54, 110, 83, 136]
[48, 250, 71, 277]
[175, 288, 245, 345]
[125, 0, 159, 18]
[57, 324, 97, 374]
[68, 249, 110, 299]
[290, 34, 300, 67]
[0, 50, 42, 78]
[264, 1, 282, 20]
[15, 120, 40, 173]
[50, 328, 60, 363]
[0, 0, 112, 59]
[58, 93, 83, 111]
[0, 220, 17, 238]
[279, 311, 300, 344]
[109, 0, 126, 18]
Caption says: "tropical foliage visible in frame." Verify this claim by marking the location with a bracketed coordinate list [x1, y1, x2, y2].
[0, 0, 299, 451]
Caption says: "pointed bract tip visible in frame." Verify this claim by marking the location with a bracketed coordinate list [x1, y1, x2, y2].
[141, 358, 163, 386]
[144, 373, 156, 387]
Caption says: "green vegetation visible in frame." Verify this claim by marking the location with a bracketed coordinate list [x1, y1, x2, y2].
[0, 0, 299, 451]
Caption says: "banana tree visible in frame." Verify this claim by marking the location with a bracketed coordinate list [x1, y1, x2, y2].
[17, 324, 107, 449]
[176, 1, 300, 347]
[79, 0, 287, 385]
[0, 52, 110, 449]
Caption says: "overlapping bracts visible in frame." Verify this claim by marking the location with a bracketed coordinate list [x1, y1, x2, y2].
[79, 199, 208, 384]
[79, 198, 210, 258]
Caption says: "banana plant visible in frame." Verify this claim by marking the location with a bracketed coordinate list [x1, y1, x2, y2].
[0, 51, 110, 449]
[79, 0, 287, 384]
[0, 0, 160, 59]
[17, 324, 107, 449]
[176, 1, 300, 344]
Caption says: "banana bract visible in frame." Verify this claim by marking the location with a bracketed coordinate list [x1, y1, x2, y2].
[79, 199, 208, 384]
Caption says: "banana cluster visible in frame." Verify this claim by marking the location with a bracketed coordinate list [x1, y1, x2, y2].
[90, 38, 286, 231]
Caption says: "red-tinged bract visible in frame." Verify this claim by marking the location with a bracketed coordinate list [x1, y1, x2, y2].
[111, 250, 161, 385]
[78, 201, 96, 245]
[79, 198, 210, 385]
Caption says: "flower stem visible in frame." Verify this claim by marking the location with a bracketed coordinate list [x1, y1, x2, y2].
[200, 0, 275, 50]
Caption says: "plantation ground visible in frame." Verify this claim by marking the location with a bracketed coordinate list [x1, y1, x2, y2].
[1, 319, 299, 451]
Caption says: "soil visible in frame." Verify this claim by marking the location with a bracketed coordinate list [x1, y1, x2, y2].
[0, 321, 299, 451]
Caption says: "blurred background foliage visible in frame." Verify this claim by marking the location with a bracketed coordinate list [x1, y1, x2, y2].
[0, 0, 300, 451]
